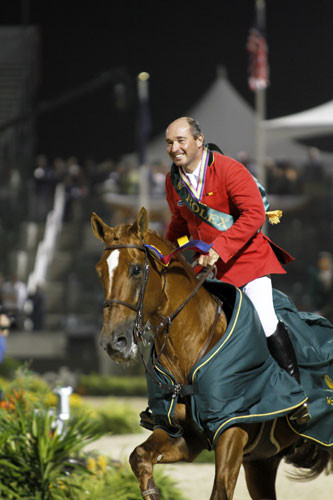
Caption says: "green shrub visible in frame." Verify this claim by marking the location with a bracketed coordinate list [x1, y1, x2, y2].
[77, 374, 147, 396]
[2, 368, 144, 436]
[4, 364, 51, 396]
[93, 403, 141, 434]
[74, 457, 189, 500]
[72, 400, 142, 435]
[0, 372, 188, 499]
[0, 390, 101, 499]
[0, 356, 22, 378]
[194, 448, 214, 463]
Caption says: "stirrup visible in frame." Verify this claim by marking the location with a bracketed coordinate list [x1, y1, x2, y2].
[140, 407, 155, 431]
[289, 402, 311, 426]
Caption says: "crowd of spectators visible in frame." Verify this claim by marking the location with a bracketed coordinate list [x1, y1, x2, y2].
[0, 273, 46, 332]
[237, 147, 331, 196]
[306, 251, 333, 322]
[0, 145, 332, 332]
[0, 273, 27, 330]
[29, 154, 169, 223]
[1, 146, 330, 231]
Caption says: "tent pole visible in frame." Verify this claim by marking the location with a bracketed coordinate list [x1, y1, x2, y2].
[255, 87, 266, 188]
[253, 0, 267, 233]
[254, 0, 267, 189]
[137, 72, 151, 212]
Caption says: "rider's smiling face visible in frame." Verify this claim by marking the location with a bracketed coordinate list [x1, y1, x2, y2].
[166, 118, 203, 173]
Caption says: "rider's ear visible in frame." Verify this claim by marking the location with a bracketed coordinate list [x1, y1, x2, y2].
[91, 212, 114, 242]
[132, 207, 149, 236]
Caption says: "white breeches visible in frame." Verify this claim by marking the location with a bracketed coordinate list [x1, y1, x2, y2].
[241, 276, 279, 337]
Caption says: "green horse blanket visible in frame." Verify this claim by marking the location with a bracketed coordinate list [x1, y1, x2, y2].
[146, 282, 333, 449]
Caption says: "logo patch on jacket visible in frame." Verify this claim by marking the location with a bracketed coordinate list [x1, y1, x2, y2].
[177, 200, 185, 207]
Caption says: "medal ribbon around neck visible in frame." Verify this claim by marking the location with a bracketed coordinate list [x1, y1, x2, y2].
[179, 147, 209, 201]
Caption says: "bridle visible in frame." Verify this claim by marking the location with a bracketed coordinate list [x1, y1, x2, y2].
[103, 243, 152, 344]
[102, 240, 222, 394]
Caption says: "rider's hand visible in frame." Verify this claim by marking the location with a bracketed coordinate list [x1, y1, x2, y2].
[198, 248, 219, 267]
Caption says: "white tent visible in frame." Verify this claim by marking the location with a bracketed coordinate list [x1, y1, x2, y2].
[264, 100, 333, 142]
[145, 68, 318, 165]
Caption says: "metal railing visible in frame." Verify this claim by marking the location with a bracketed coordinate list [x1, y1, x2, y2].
[27, 183, 65, 294]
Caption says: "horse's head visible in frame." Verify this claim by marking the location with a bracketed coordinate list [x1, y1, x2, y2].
[91, 207, 168, 362]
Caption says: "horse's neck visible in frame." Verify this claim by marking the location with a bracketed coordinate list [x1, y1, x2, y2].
[153, 261, 226, 383]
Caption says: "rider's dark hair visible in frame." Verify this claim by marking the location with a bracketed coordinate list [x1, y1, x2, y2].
[185, 117, 203, 140]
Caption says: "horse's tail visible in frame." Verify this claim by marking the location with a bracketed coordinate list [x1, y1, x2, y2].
[284, 439, 333, 480]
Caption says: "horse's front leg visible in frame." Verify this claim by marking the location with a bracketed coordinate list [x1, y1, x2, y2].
[210, 426, 248, 500]
[129, 427, 205, 500]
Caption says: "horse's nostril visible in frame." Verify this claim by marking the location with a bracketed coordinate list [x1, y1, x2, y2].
[115, 336, 127, 349]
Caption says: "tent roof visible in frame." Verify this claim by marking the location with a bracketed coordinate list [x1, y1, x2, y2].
[130, 69, 333, 166]
[145, 68, 318, 164]
[264, 100, 333, 141]
[146, 67, 256, 163]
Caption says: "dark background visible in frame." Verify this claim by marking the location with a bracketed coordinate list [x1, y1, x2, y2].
[1, 0, 333, 162]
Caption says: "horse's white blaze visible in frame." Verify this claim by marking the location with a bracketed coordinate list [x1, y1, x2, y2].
[106, 249, 120, 294]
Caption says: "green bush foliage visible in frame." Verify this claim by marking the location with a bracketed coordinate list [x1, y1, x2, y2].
[194, 448, 214, 463]
[0, 356, 22, 378]
[0, 390, 187, 499]
[2, 368, 143, 436]
[74, 456, 189, 500]
[71, 400, 142, 435]
[77, 374, 147, 396]
[0, 369, 195, 499]
[0, 390, 100, 499]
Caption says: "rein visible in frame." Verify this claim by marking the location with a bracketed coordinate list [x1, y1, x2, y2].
[103, 242, 222, 396]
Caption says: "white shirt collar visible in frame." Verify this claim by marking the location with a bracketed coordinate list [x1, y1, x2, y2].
[182, 159, 201, 184]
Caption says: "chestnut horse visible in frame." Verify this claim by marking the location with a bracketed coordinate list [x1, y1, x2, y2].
[91, 208, 332, 500]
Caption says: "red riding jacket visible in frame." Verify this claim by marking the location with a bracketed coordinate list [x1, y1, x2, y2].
[165, 151, 293, 288]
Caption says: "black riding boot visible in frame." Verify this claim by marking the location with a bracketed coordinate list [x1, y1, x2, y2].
[267, 321, 311, 425]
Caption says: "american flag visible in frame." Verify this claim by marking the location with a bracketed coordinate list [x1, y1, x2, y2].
[247, 26, 269, 91]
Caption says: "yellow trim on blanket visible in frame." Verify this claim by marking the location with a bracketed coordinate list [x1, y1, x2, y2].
[212, 398, 309, 443]
[191, 288, 243, 383]
[154, 364, 176, 427]
[167, 397, 176, 427]
[286, 414, 333, 448]
[154, 364, 174, 384]
[270, 419, 281, 454]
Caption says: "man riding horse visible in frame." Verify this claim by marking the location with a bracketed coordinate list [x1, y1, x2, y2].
[164, 116, 310, 425]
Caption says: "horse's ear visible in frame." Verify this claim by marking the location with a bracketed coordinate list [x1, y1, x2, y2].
[132, 207, 149, 236]
[91, 212, 114, 242]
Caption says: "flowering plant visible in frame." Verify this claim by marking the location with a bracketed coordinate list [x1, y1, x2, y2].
[0, 389, 100, 499]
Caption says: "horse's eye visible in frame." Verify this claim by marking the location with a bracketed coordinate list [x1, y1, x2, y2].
[131, 264, 142, 277]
